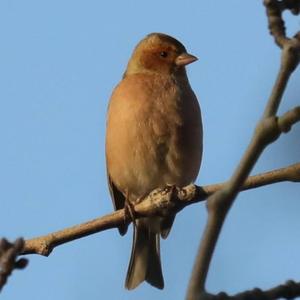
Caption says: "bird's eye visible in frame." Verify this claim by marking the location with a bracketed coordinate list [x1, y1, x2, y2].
[160, 51, 168, 58]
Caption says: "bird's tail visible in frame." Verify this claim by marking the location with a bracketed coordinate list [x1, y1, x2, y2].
[125, 218, 164, 290]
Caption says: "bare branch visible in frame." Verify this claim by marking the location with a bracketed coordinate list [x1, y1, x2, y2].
[20, 163, 300, 257]
[264, 0, 300, 48]
[186, 2, 300, 299]
[278, 106, 300, 132]
[198, 280, 300, 300]
[0, 238, 28, 292]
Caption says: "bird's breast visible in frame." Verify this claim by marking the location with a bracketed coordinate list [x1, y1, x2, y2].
[106, 73, 202, 199]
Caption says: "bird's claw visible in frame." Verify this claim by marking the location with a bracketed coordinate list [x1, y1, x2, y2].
[163, 184, 178, 199]
[124, 199, 137, 226]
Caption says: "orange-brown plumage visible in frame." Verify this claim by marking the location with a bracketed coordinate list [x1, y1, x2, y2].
[105, 33, 203, 290]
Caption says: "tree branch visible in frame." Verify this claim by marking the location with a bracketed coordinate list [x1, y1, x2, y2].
[21, 163, 300, 257]
[186, 1, 300, 299]
[199, 280, 300, 300]
[0, 238, 28, 291]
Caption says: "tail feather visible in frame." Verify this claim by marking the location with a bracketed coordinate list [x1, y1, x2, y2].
[125, 219, 164, 290]
[160, 215, 175, 239]
[146, 232, 164, 289]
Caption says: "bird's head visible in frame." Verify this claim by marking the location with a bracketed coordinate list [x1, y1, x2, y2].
[125, 33, 197, 77]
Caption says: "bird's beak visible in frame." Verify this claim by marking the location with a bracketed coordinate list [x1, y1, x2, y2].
[175, 53, 198, 67]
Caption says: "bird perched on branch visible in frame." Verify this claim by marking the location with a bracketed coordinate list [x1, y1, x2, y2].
[106, 33, 203, 290]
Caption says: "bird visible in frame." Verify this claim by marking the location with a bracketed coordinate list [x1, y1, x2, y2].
[105, 33, 203, 290]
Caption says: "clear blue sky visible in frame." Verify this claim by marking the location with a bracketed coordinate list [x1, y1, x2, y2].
[0, 1, 299, 300]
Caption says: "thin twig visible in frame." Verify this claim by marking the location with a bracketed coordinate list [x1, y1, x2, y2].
[199, 280, 300, 300]
[0, 238, 28, 292]
[21, 162, 300, 257]
[186, 1, 300, 299]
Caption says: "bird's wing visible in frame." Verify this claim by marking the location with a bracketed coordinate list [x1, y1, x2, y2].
[107, 172, 128, 235]
[160, 215, 175, 239]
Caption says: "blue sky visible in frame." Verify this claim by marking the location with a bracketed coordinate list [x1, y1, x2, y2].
[0, 1, 299, 300]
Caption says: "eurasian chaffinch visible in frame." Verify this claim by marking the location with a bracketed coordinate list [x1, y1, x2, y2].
[106, 33, 203, 290]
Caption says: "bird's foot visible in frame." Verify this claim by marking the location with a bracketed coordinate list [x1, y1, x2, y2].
[124, 198, 137, 226]
[162, 184, 178, 198]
